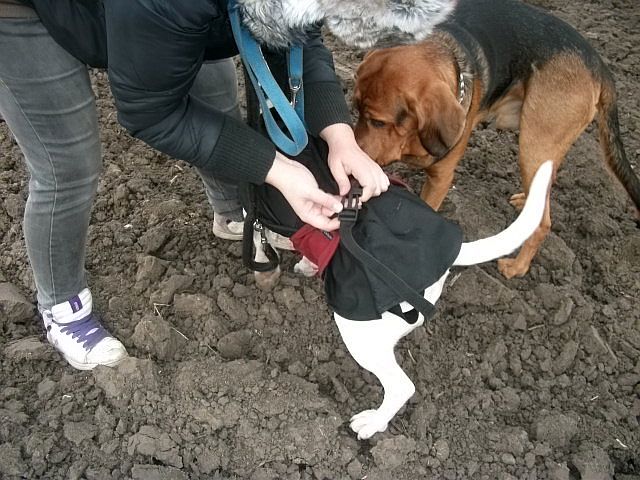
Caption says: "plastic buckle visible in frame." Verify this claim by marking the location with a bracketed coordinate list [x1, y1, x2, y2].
[339, 186, 362, 223]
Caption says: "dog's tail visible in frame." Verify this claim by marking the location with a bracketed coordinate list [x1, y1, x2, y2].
[597, 74, 640, 223]
[453, 161, 553, 266]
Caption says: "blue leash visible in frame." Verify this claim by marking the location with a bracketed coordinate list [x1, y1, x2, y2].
[228, 0, 308, 156]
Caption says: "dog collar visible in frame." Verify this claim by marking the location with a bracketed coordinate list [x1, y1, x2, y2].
[457, 71, 465, 104]
[456, 68, 474, 113]
[453, 56, 472, 110]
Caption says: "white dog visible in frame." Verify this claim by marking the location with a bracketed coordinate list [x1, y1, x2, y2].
[335, 161, 553, 439]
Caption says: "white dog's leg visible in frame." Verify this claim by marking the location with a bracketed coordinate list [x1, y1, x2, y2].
[335, 270, 451, 439]
[293, 256, 318, 277]
[334, 305, 422, 440]
[253, 229, 281, 291]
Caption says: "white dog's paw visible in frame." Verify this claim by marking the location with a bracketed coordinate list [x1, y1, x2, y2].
[293, 256, 318, 277]
[254, 266, 281, 291]
[350, 409, 389, 440]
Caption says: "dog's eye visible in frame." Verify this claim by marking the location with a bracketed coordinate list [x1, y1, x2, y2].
[370, 119, 386, 128]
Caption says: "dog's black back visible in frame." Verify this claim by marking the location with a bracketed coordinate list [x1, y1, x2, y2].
[438, 0, 606, 107]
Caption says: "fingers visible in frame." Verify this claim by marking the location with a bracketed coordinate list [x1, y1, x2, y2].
[329, 161, 351, 197]
[359, 170, 390, 202]
[296, 189, 342, 231]
[310, 215, 340, 232]
[321, 196, 342, 217]
[308, 189, 343, 216]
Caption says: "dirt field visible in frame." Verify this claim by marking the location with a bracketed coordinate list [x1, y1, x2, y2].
[1, 0, 638, 479]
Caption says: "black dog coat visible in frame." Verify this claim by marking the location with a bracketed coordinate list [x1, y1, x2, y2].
[325, 183, 462, 321]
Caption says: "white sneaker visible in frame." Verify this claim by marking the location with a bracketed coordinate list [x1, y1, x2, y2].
[42, 288, 128, 370]
[212, 214, 244, 241]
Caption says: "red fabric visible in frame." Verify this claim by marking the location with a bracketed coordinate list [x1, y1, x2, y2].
[388, 174, 410, 189]
[291, 224, 340, 276]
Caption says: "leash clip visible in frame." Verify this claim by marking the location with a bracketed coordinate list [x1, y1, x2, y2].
[253, 219, 268, 244]
[289, 77, 302, 108]
[339, 186, 363, 223]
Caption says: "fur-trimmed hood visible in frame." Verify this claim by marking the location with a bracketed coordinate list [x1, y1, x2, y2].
[235, 0, 457, 49]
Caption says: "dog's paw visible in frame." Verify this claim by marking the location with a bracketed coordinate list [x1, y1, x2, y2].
[254, 267, 282, 291]
[509, 192, 526, 211]
[293, 256, 318, 277]
[350, 409, 389, 440]
[497, 258, 529, 279]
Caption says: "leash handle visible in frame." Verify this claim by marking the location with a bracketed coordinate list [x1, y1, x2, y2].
[242, 214, 280, 273]
[228, 0, 308, 156]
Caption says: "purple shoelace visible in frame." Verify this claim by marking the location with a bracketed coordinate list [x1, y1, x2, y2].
[56, 313, 110, 351]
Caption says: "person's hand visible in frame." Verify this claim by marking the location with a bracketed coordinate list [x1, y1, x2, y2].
[265, 152, 343, 231]
[320, 123, 390, 202]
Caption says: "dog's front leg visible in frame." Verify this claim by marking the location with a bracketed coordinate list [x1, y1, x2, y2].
[334, 310, 421, 439]
[253, 229, 281, 291]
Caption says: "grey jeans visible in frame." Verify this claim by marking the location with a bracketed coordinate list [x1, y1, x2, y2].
[0, 17, 242, 309]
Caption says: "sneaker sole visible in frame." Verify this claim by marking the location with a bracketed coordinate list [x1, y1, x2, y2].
[63, 352, 128, 371]
[212, 225, 244, 241]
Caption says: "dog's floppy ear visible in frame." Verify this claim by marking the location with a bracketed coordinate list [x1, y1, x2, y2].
[353, 49, 383, 109]
[410, 83, 466, 159]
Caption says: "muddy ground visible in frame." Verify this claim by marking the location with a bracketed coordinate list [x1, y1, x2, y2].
[1, 0, 639, 479]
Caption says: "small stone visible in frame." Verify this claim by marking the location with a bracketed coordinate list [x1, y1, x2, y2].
[128, 425, 183, 468]
[232, 283, 252, 298]
[173, 293, 214, 318]
[371, 435, 417, 471]
[93, 357, 159, 409]
[216, 291, 247, 321]
[36, 378, 56, 400]
[501, 453, 516, 465]
[273, 286, 305, 310]
[433, 438, 450, 461]
[131, 315, 186, 360]
[571, 445, 613, 480]
[149, 275, 194, 305]
[287, 360, 308, 377]
[525, 452, 536, 469]
[617, 373, 640, 387]
[546, 461, 570, 480]
[63, 421, 98, 445]
[553, 298, 574, 326]
[347, 459, 363, 480]
[0, 282, 35, 323]
[512, 313, 528, 331]
[3, 193, 25, 219]
[135, 255, 166, 284]
[130, 465, 188, 480]
[68, 460, 89, 480]
[217, 330, 252, 360]
[534, 443, 552, 457]
[553, 340, 579, 375]
[4, 336, 50, 361]
[535, 412, 578, 448]
[138, 225, 171, 253]
[0, 443, 27, 477]
[582, 324, 618, 365]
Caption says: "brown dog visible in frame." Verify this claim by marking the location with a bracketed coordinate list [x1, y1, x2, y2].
[353, 0, 640, 279]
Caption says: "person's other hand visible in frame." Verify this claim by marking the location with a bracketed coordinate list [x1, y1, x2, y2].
[265, 152, 343, 231]
[320, 123, 389, 202]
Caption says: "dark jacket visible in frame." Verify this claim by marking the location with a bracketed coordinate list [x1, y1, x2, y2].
[22, 0, 351, 184]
